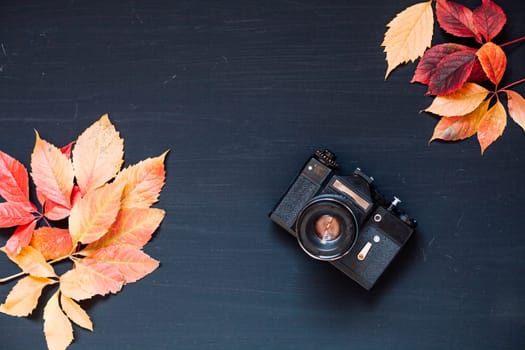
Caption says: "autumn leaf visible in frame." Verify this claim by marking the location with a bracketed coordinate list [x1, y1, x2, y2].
[88, 245, 159, 284]
[0, 151, 34, 211]
[2, 246, 56, 278]
[478, 99, 507, 154]
[505, 90, 525, 132]
[0, 276, 55, 317]
[114, 151, 168, 209]
[60, 258, 125, 301]
[0, 115, 168, 350]
[72, 115, 124, 195]
[30, 227, 73, 261]
[425, 82, 490, 116]
[68, 182, 123, 246]
[0, 202, 35, 228]
[436, 0, 481, 42]
[428, 50, 478, 96]
[430, 99, 490, 142]
[5, 220, 37, 256]
[473, 0, 506, 42]
[382, 0, 434, 78]
[31, 131, 74, 210]
[476, 42, 507, 85]
[85, 208, 165, 252]
[60, 294, 93, 331]
[44, 292, 74, 350]
[412, 43, 471, 85]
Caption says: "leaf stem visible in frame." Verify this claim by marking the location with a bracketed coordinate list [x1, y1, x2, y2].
[0, 271, 27, 283]
[499, 77, 525, 91]
[500, 35, 525, 48]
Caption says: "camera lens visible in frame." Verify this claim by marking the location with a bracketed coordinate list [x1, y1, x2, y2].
[296, 196, 358, 261]
[314, 215, 341, 241]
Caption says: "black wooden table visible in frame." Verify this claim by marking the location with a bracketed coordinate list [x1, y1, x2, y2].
[1, 1, 524, 349]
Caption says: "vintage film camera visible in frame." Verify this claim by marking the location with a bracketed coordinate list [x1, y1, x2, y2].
[270, 150, 416, 290]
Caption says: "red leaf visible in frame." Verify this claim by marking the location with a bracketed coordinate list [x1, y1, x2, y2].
[412, 43, 470, 85]
[476, 42, 507, 85]
[5, 220, 37, 256]
[468, 58, 488, 82]
[43, 199, 71, 221]
[0, 202, 35, 228]
[436, 0, 481, 42]
[428, 50, 478, 95]
[473, 0, 506, 42]
[31, 131, 74, 210]
[30, 227, 73, 261]
[60, 142, 74, 160]
[0, 151, 34, 212]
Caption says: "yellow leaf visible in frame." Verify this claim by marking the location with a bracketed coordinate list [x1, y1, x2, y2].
[424, 82, 490, 117]
[60, 258, 125, 301]
[505, 90, 525, 132]
[0, 276, 54, 317]
[68, 181, 123, 246]
[72, 114, 124, 195]
[430, 99, 490, 142]
[477, 100, 507, 154]
[382, 1, 434, 78]
[89, 245, 159, 284]
[2, 246, 56, 278]
[60, 294, 93, 331]
[44, 292, 74, 350]
[85, 207, 165, 252]
[114, 151, 168, 209]
[31, 131, 74, 209]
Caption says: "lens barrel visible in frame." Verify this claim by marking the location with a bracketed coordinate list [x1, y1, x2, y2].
[296, 196, 358, 261]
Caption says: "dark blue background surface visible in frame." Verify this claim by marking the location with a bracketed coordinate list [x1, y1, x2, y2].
[1, 1, 524, 349]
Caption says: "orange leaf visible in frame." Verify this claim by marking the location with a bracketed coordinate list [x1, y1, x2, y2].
[430, 99, 490, 142]
[31, 131, 74, 209]
[505, 90, 525, 132]
[72, 114, 124, 195]
[5, 220, 37, 256]
[60, 294, 93, 331]
[382, 1, 434, 78]
[424, 82, 490, 116]
[43, 292, 74, 350]
[476, 42, 506, 85]
[88, 245, 159, 284]
[477, 99, 507, 154]
[60, 258, 125, 301]
[0, 202, 35, 228]
[0, 151, 34, 211]
[85, 208, 165, 252]
[2, 245, 56, 278]
[114, 151, 168, 209]
[68, 182, 123, 245]
[30, 227, 73, 261]
[0, 276, 55, 317]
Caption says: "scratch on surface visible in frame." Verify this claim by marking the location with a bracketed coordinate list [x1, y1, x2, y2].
[222, 55, 229, 63]
[456, 212, 465, 228]
[428, 236, 435, 247]
[444, 254, 454, 260]
[73, 102, 79, 120]
[1, 43, 7, 57]
[420, 248, 427, 262]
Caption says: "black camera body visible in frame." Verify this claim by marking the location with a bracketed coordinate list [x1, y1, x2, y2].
[270, 150, 416, 290]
